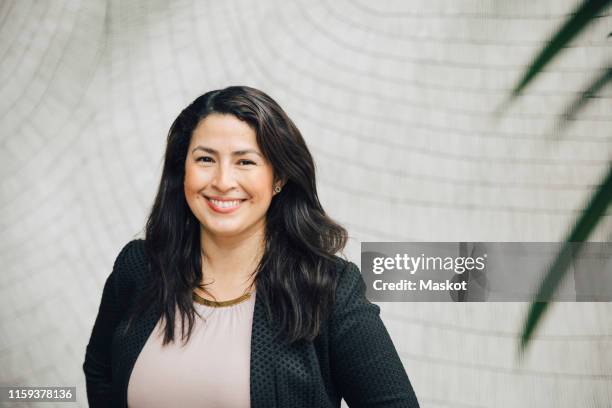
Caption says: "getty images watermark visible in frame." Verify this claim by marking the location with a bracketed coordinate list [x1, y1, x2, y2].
[362, 242, 612, 302]
[372, 251, 486, 291]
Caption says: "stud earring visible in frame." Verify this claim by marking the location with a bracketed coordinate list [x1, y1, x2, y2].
[274, 186, 282, 193]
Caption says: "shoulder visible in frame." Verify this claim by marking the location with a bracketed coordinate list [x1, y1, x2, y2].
[327, 256, 383, 346]
[113, 239, 146, 272]
[111, 239, 148, 291]
[330, 256, 360, 284]
[329, 256, 366, 309]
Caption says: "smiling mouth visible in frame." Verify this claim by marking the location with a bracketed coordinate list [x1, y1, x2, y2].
[204, 196, 247, 210]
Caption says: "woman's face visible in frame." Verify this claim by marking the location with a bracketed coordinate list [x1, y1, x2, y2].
[184, 113, 278, 240]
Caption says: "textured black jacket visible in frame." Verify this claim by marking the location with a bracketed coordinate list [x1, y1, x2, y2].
[83, 239, 420, 407]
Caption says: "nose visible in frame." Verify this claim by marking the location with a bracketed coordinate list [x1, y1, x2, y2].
[211, 162, 237, 192]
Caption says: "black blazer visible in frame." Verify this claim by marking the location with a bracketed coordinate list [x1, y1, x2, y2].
[83, 239, 420, 407]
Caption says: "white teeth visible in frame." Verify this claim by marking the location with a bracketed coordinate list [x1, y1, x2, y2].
[209, 199, 241, 208]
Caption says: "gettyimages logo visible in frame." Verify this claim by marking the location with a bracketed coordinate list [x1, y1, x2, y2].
[371, 250, 487, 275]
[363, 242, 612, 302]
[362, 242, 491, 302]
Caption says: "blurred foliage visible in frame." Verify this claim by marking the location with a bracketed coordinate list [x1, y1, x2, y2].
[500, 0, 611, 353]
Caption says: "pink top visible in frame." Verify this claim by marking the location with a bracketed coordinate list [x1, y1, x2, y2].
[127, 291, 256, 408]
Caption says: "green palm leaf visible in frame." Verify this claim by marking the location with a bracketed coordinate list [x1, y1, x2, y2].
[501, 0, 612, 353]
[560, 67, 612, 124]
[520, 164, 612, 352]
[510, 0, 611, 99]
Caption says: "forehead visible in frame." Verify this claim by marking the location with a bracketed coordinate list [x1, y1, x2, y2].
[190, 113, 259, 149]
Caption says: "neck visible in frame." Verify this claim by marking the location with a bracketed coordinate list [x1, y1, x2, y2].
[199, 225, 266, 289]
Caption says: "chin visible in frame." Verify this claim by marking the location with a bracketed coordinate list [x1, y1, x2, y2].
[208, 229, 242, 237]
[203, 223, 245, 237]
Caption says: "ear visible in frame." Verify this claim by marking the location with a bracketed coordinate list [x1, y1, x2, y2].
[273, 177, 287, 194]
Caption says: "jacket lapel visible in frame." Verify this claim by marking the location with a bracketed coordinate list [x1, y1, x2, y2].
[250, 291, 278, 408]
[113, 305, 159, 408]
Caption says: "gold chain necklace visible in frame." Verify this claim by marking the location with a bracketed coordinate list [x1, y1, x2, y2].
[192, 290, 253, 307]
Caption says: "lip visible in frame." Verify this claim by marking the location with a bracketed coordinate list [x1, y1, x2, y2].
[204, 196, 247, 214]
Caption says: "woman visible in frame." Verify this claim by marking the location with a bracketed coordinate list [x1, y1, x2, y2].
[83, 86, 420, 408]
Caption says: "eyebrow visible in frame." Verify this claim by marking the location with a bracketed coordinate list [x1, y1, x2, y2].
[191, 146, 263, 157]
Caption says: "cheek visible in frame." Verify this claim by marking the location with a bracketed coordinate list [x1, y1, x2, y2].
[247, 175, 274, 201]
[183, 172, 196, 194]
[184, 166, 208, 191]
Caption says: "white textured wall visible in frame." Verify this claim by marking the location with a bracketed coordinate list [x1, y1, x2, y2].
[0, 1, 610, 407]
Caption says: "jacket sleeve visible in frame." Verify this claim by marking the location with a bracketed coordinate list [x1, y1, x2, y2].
[330, 261, 420, 408]
[82, 241, 134, 408]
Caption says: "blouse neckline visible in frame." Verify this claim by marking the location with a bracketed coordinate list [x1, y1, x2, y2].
[192, 290, 253, 308]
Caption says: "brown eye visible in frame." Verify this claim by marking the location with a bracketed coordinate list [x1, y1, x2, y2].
[197, 156, 214, 163]
[238, 159, 255, 166]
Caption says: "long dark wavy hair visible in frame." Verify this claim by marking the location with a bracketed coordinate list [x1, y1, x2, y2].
[124, 86, 348, 346]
